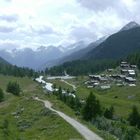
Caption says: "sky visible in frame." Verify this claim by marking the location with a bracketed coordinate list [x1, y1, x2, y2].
[0, 0, 140, 50]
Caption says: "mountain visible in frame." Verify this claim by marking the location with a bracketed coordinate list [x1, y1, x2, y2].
[60, 41, 87, 53]
[0, 56, 9, 65]
[61, 37, 107, 62]
[120, 21, 139, 31]
[0, 55, 37, 77]
[38, 41, 89, 68]
[85, 22, 140, 60]
[42, 37, 106, 68]
[0, 46, 63, 70]
[47, 21, 140, 75]
[0, 41, 88, 70]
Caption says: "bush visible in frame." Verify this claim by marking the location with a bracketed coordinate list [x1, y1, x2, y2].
[128, 106, 140, 128]
[6, 81, 21, 96]
[104, 106, 114, 119]
[92, 116, 138, 140]
[0, 88, 4, 102]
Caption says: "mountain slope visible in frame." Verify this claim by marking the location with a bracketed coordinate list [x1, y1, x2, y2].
[44, 37, 106, 68]
[86, 26, 140, 60]
[0, 41, 88, 70]
[0, 47, 64, 70]
[0, 56, 9, 65]
[120, 21, 139, 31]
[47, 21, 140, 75]
[57, 37, 106, 64]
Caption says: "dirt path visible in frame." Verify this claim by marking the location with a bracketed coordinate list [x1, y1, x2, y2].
[35, 97, 103, 140]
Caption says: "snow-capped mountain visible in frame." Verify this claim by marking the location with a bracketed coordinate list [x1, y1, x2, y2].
[0, 41, 88, 70]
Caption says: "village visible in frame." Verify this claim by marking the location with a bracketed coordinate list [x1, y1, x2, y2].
[86, 61, 138, 90]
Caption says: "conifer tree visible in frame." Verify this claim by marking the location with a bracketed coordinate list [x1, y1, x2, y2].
[128, 106, 140, 128]
[82, 92, 102, 121]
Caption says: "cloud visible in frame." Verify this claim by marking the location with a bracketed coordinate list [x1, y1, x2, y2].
[77, 0, 118, 11]
[77, 0, 140, 21]
[0, 26, 16, 33]
[70, 25, 97, 41]
[0, 0, 140, 50]
[4, 0, 12, 2]
[30, 25, 60, 36]
[0, 40, 19, 50]
[0, 14, 19, 22]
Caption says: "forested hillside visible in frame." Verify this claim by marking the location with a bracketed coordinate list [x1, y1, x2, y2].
[0, 56, 38, 77]
[86, 27, 140, 59]
[47, 59, 118, 76]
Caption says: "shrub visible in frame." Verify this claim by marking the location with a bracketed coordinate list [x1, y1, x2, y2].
[104, 106, 114, 119]
[0, 88, 4, 102]
[6, 81, 21, 96]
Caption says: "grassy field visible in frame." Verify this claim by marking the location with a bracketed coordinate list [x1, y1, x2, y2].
[2, 73, 140, 140]
[0, 75, 84, 140]
[50, 74, 140, 118]
[46, 79, 74, 91]
[75, 79, 140, 118]
[44, 74, 140, 139]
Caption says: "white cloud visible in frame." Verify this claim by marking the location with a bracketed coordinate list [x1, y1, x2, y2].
[0, 0, 139, 50]
[0, 14, 18, 22]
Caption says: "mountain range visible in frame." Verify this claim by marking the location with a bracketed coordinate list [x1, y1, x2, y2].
[47, 21, 140, 75]
[85, 21, 140, 60]
[0, 41, 88, 70]
[0, 21, 139, 70]
[45, 21, 140, 68]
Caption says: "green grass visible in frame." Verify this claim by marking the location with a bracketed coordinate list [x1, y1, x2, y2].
[47, 79, 74, 91]
[61, 73, 140, 118]
[41, 92, 116, 140]
[0, 75, 84, 140]
[46, 74, 140, 139]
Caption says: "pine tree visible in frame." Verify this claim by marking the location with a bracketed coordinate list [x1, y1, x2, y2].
[6, 81, 21, 96]
[128, 106, 140, 128]
[82, 92, 102, 121]
[104, 106, 114, 119]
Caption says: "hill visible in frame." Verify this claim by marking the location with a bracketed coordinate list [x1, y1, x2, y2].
[0, 75, 84, 140]
[0, 56, 9, 65]
[47, 37, 106, 67]
[0, 41, 88, 70]
[86, 24, 140, 59]
[0, 55, 38, 77]
[47, 21, 140, 75]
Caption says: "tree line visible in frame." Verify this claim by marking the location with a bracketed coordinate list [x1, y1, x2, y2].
[0, 81, 21, 102]
[46, 51, 140, 76]
[51, 89, 140, 139]
[46, 59, 118, 76]
[127, 52, 140, 69]
[0, 63, 39, 77]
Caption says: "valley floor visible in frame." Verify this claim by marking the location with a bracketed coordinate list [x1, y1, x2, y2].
[35, 97, 103, 140]
[0, 75, 84, 140]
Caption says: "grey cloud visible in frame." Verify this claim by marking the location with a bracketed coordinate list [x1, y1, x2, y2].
[0, 26, 16, 33]
[70, 26, 97, 41]
[31, 25, 59, 36]
[77, 0, 140, 20]
[77, 0, 120, 11]
[4, 0, 12, 2]
[0, 14, 19, 22]
[0, 42, 19, 50]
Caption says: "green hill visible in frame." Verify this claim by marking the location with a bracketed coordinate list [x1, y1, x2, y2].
[86, 27, 140, 59]
[0, 75, 83, 140]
